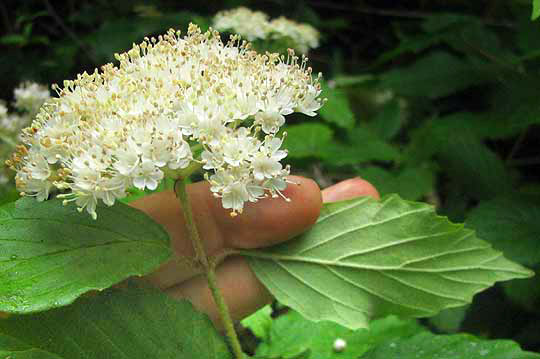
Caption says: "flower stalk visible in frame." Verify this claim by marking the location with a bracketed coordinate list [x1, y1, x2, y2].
[175, 177, 245, 359]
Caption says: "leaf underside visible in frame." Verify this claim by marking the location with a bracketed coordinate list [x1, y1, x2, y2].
[245, 195, 532, 329]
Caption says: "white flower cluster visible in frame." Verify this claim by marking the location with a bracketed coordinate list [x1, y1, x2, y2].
[213, 7, 270, 42]
[213, 7, 320, 54]
[0, 82, 51, 133]
[270, 17, 320, 54]
[9, 24, 323, 219]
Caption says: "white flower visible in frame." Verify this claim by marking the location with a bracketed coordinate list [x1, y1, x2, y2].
[212, 7, 320, 54]
[10, 24, 323, 218]
[13, 82, 50, 115]
[132, 160, 164, 191]
[222, 182, 250, 214]
[255, 111, 285, 134]
[213, 7, 270, 41]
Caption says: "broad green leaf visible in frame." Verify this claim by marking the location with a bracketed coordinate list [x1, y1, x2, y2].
[0, 197, 172, 313]
[255, 311, 423, 359]
[502, 268, 540, 312]
[362, 332, 540, 359]
[466, 195, 540, 266]
[241, 305, 273, 340]
[283, 123, 333, 158]
[321, 127, 400, 166]
[368, 99, 403, 140]
[379, 52, 488, 99]
[242, 195, 532, 329]
[359, 166, 435, 201]
[319, 82, 355, 129]
[428, 306, 469, 333]
[0, 288, 231, 359]
[0, 333, 62, 359]
[0, 187, 19, 206]
[533, 0, 540, 20]
[406, 117, 513, 199]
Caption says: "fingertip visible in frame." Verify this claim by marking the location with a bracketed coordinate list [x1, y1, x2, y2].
[222, 175, 322, 249]
[322, 177, 380, 202]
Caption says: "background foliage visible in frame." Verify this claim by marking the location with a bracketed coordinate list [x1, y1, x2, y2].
[1, 0, 539, 356]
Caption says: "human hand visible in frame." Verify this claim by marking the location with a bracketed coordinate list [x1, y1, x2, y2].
[131, 176, 379, 327]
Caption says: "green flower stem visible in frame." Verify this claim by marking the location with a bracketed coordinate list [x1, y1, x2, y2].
[176, 177, 245, 359]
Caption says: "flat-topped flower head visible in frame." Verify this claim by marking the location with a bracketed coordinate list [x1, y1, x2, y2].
[9, 24, 323, 219]
[213, 8, 320, 54]
[213, 7, 270, 41]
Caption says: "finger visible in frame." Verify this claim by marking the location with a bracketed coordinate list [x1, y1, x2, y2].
[130, 175, 322, 288]
[165, 256, 270, 329]
[322, 177, 380, 202]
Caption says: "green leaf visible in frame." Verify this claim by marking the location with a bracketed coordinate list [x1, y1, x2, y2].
[379, 52, 488, 99]
[405, 117, 513, 199]
[502, 268, 540, 312]
[0, 197, 172, 313]
[362, 332, 540, 359]
[368, 99, 403, 140]
[283, 123, 333, 158]
[242, 195, 532, 330]
[359, 166, 435, 201]
[533, 0, 540, 20]
[0, 333, 62, 359]
[321, 127, 400, 166]
[428, 306, 469, 333]
[319, 82, 355, 129]
[241, 305, 273, 340]
[0, 288, 231, 359]
[466, 195, 540, 266]
[255, 311, 423, 359]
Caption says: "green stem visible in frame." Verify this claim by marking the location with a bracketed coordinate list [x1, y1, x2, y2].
[175, 178, 245, 359]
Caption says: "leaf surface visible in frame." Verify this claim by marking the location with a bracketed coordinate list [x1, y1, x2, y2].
[363, 332, 540, 359]
[466, 195, 540, 266]
[255, 311, 423, 359]
[0, 333, 62, 359]
[319, 81, 355, 129]
[243, 195, 532, 329]
[0, 288, 231, 359]
[0, 197, 172, 313]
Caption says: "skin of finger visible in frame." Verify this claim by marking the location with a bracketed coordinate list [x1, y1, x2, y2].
[166, 256, 271, 328]
[130, 175, 322, 289]
[322, 177, 380, 202]
[168, 178, 380, 329]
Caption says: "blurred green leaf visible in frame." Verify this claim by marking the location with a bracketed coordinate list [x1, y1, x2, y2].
[85, 12, 205, 61]
[466, 195, 540, 266]
[379, 52, 488, 99]
[359, 166, 434, 201]
[428, 306, 469, 333]
[319, 82, 355, 129]
[406, 116, 514, 199]
[0, 34, 27, 46]
[368, 99, 404, 140]
[0, 332, 62, 358]
[502, 268, 540, 312]
[255, 311, 424, 359]
[532, 0, 540, 20]
[320, 126, 400, 166]
[363, 332, 540, 359]
[283, 123, 333, 158]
